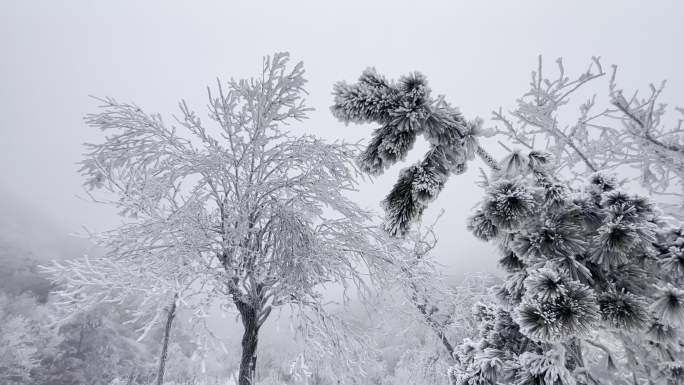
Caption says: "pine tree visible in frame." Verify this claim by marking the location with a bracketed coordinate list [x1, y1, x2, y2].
[331, 70, 498, 236]
[451, 151, 684, 385]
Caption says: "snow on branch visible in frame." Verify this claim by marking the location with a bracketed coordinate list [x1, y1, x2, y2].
[331, 69, 498, 236]
[493, 56, 684, 216]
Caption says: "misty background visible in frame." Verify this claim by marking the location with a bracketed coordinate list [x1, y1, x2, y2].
[1, 3, 684, 377]
[2, 1, 684, 274]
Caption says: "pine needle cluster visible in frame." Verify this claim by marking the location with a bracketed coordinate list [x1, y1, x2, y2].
[332, 69, 495, 235]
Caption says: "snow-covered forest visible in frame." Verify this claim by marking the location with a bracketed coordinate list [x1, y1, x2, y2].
[2, 1, 684, 385]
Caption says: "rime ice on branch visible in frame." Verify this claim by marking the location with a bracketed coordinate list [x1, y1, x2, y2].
[493, 56, 684, 217]
[331, 70, 498, 236]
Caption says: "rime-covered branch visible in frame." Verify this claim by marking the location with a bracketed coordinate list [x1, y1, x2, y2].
[331, 69, 498, 236]
[493, 56, 684, 216]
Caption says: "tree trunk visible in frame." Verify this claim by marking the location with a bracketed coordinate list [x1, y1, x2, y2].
[156, 294, 178, 385]
[238, 304, 260, 385]
[413, 296, 456, 359]
[402, 266, 456, 360]
[564, 337, 584, 371]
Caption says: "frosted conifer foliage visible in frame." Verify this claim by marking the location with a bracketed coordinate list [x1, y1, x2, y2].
[451, 152, 684, 385]
[331, 70, 498, 236]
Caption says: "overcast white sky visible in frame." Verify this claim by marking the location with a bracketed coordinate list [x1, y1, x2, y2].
[2, 0, 683, 276]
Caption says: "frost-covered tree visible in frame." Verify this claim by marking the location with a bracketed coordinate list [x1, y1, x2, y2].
[371, 271, 495, 385]
[42, 158, 213, 385]
[399, 218, 461, 357]
[41, 186, 218, 385]
[451, 152, 684, 385]
[391, 215, 497, 360]
[0, 293, 60, 385]
[493, 56, 684, 217]
[42, 251, 196, 385]
[37, 304, 156, 385]
[80, 52, 392, 385]
[331, 69, 498, 236]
